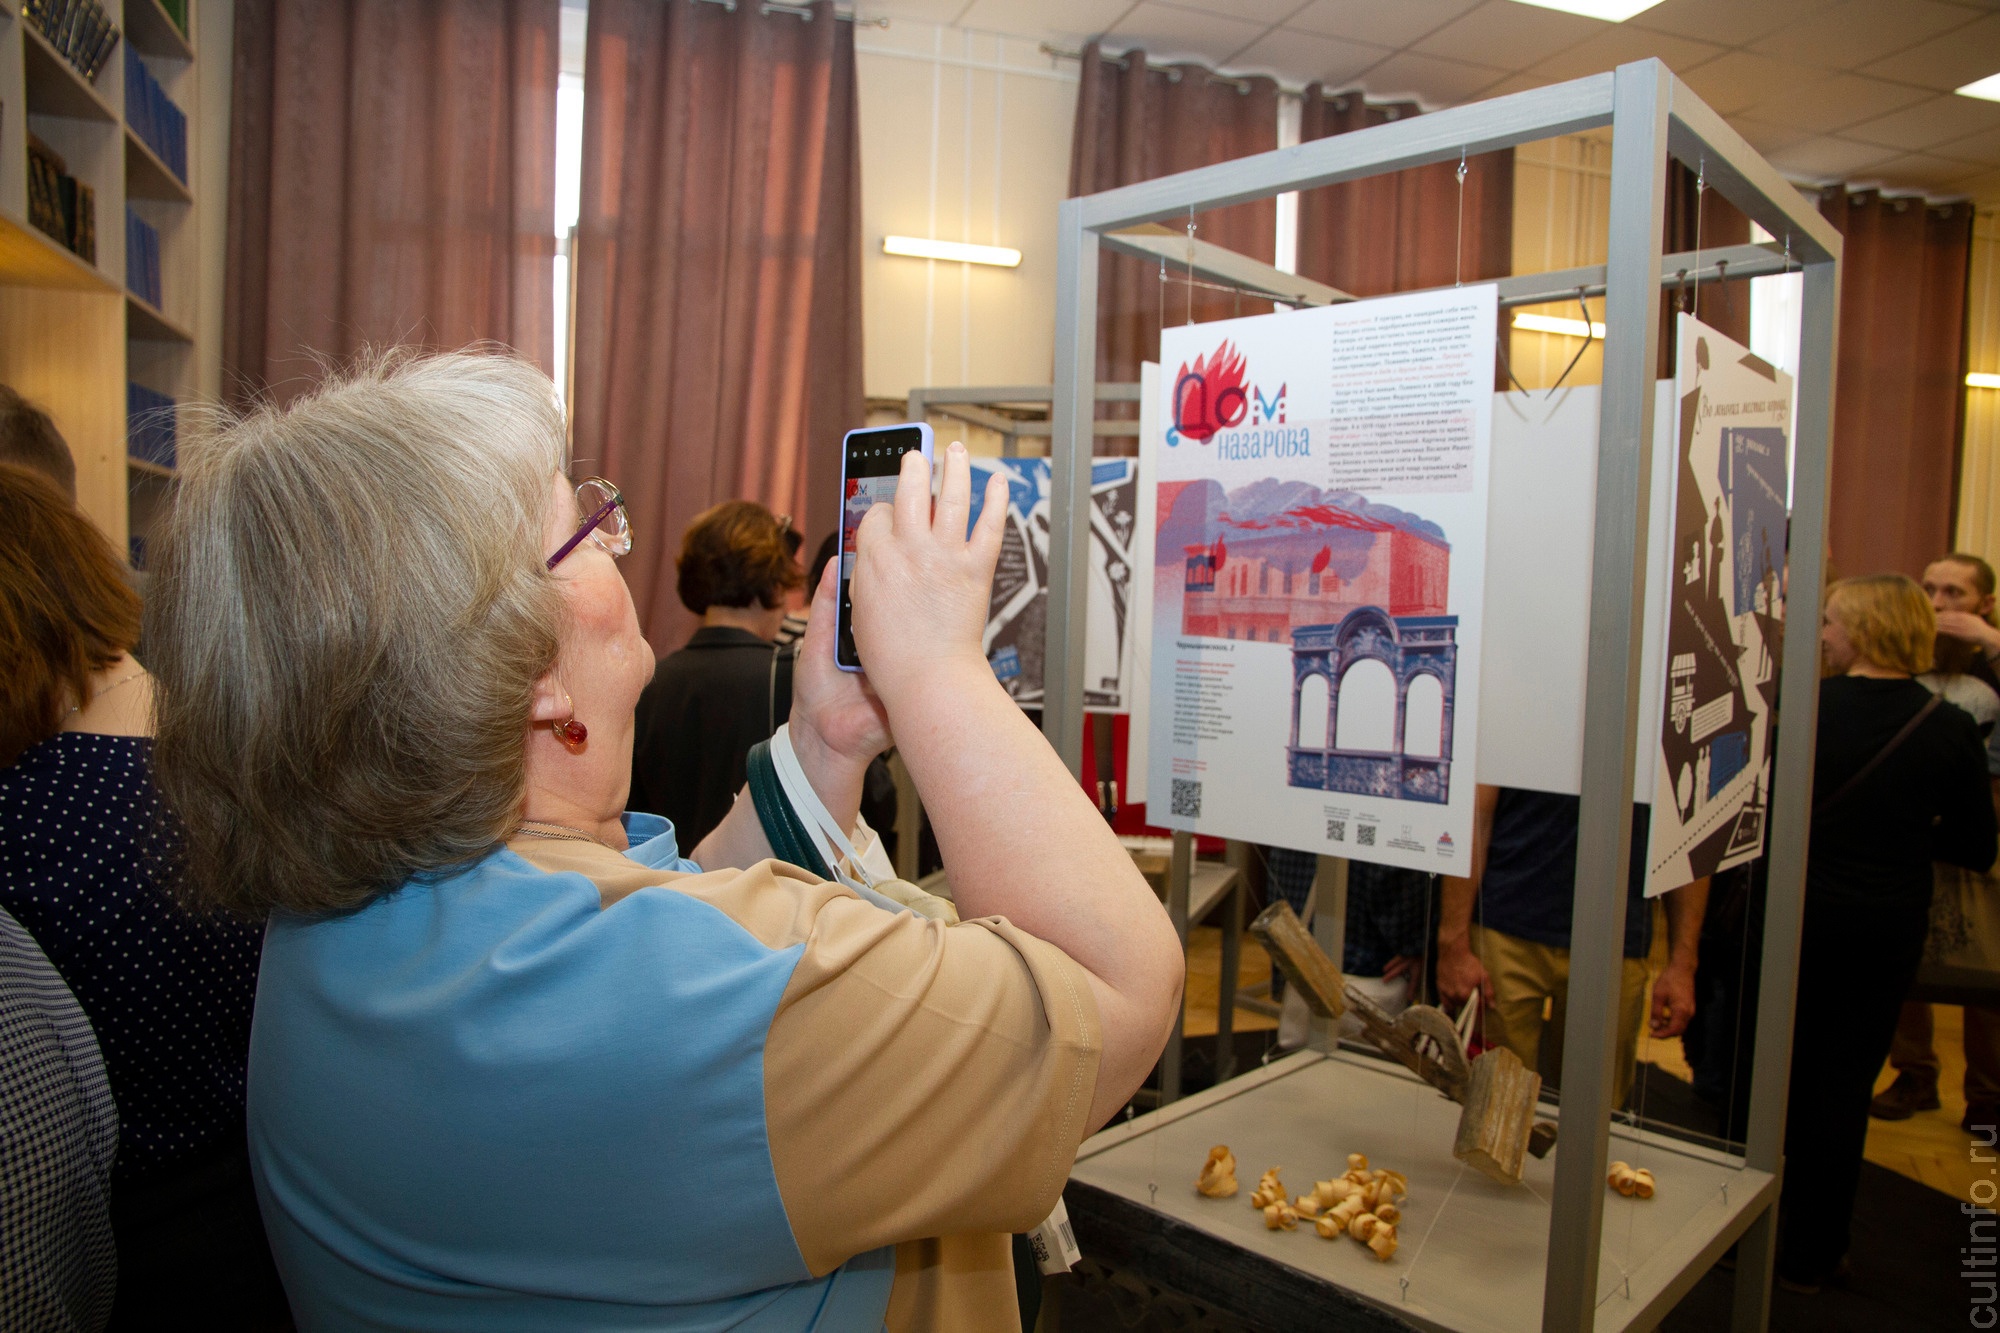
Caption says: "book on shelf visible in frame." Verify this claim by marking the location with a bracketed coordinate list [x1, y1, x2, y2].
[126, 209, 162, 308]
[125, 52, 188, 182]
[159, 0, 189, 38]
[127, 382, 177, 471]
[22, 0, 121, 82]
[27, 135, 97, 263]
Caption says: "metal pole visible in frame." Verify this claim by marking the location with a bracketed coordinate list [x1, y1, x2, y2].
[1730, 253, 1839, 1332]
[1161, 829, 1193, 1103]
[1046, 198, 1099, 775]
[1544, 61, 1671, 1332]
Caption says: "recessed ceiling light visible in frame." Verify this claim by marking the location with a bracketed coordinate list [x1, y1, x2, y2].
[1507, 0, 1665, 19]
[882, 236, 1022, 268]
[1957, 74, 2000, 103]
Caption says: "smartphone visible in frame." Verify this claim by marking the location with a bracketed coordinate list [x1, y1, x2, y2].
[836, 422, 934, 672]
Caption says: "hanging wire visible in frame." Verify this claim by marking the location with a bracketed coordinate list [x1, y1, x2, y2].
[1185, 206, 1197, 326]
[1454, 149, 1469, 289]
[1691, 157, 1706, 323]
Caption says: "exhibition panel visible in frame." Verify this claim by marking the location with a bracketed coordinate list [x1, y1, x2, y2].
[1045, 58, 1841, 1333]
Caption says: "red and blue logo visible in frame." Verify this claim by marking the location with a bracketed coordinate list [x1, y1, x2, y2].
[1168, 340, 1287, 448]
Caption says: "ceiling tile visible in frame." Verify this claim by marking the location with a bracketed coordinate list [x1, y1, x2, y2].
[1740, 73, 1934, 134]
[1477, 71, 1564, 99]
[1857, 151, 1989, 190]
[1933, 121, 2000, 163]
[1230, 29, 1394, 86]
[1676, 51, 1820, 116]
[1156, 0, 1308, 24]
[1285, 0, 1483, 50]
[1104, 1, 1270, 60]
[1727, 116, 1818, 156]
[1413, 0, 1604, 70]
[1858, 13, 2000, 91]
[951, 0, 1136, 44]
[1946, 167, 2000, 205]
[1844, 94, 2000, 151]
[1359, 50, 1510, 106]
[1746, 0, 1976, 70]
[1523, 25, 1725, 82]
[1627, 0, 1836, 48]
[1761, 135, 1899, 179]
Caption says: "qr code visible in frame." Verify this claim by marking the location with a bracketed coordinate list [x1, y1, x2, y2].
[1327, 818, 1346, 842]
[1356, 824, 1377, 847]
[1171, 778, 1202, 819]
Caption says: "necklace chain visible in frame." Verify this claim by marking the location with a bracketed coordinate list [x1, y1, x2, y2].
[67, 667, 146, 717]
[514, 819, 612, 849]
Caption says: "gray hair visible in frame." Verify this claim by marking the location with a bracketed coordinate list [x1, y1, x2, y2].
[148, 350, 569, 917]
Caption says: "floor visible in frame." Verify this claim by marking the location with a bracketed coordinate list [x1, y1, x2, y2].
[1180, 926, 1988, 1199]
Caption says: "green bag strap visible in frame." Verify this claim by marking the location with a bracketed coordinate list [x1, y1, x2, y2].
[745, 739, 834, 880]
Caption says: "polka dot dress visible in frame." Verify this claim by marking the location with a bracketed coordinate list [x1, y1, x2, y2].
[0, 733, 261, 1184]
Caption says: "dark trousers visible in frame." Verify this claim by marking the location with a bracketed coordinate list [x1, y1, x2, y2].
[108, 1141, 291, 1332]
[1777, 890, 1929, 1282]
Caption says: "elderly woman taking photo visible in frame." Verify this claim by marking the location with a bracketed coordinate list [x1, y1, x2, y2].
[146, 352, 1182, 1332]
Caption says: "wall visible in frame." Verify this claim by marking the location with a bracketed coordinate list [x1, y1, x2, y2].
[1509, 129, 1610, 391]
[855, 21, 1076, 404]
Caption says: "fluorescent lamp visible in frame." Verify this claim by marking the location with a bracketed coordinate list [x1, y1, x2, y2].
[1514, 312, 1608, 339]
[1507, 0, 1664, 19]
[1969, 372, 2000, 389]
[882, 236, 1022, 268]
[1958, 74, 2000, 103]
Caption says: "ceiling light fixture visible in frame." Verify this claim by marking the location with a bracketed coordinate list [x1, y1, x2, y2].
[1957, 74, 2000, 103]
[1506, 0, 1665, 20]
[1968, 372, 2000, 389]
[1514, 312, 1608, 339]
[882, 236, 1022, 268]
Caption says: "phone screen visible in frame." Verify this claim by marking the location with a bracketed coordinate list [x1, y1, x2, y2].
[837, 425, 928, 670]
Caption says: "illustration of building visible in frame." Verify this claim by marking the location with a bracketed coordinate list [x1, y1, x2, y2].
[1182, 509, 1448, 642]
[1287, 609, 1459, 805]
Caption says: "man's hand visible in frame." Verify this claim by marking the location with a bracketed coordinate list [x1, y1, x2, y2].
[1436, 935, 1492, 1013]
[1939, 609, 2000, 657]
[791, 561, 891, 772]
[1649, 962, 1696, 1039]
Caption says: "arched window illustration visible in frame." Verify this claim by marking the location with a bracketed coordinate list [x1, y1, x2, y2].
[1295, 672, 1331, 749]
[1334, 658, 1395, 751]
[1404, 673, 1445, 758]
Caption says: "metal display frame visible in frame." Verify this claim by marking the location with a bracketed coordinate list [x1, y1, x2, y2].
[1043, 59, 1840, 1331]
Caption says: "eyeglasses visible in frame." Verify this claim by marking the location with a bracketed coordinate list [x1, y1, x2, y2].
[547, 477, 632, 569]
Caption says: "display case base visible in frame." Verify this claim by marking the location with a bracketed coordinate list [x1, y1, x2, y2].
[1067, 1050, 1773, 1332]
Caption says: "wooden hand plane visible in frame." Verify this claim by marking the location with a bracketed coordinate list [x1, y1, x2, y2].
[1249, 900, 1559, 1185]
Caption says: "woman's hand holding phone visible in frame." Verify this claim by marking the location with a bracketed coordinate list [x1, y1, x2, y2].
[848, 442, 1007, 710]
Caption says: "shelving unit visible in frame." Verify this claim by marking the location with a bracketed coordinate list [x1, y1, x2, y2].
[0, 0, 206, 560]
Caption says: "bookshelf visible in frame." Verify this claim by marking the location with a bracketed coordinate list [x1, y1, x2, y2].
[0, 0, 212, 564]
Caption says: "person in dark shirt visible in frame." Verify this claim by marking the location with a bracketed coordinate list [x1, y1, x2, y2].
[1779, 574, 1997, 1291]
[1436, 785, 1708, 1109]
[0, 465, 285, 1329]
[629, 500, 804, 848]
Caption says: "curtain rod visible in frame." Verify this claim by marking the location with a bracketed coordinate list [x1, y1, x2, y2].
[1038, 42, 1395, 103]
[689, 0, 889, 25]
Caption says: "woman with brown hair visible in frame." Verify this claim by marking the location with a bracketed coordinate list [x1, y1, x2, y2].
[627, 499, 807, 847]
[1780, 574, 1998, 1291]
[0, 464, 285, 1328]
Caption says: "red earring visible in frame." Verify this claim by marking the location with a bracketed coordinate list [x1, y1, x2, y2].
[552, 718, 588, 745]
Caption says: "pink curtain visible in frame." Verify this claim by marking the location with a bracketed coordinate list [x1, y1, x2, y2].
[225, 0, 559, 405]
[1068, 45, 1280, 407]
[570, 0, 863, 654]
